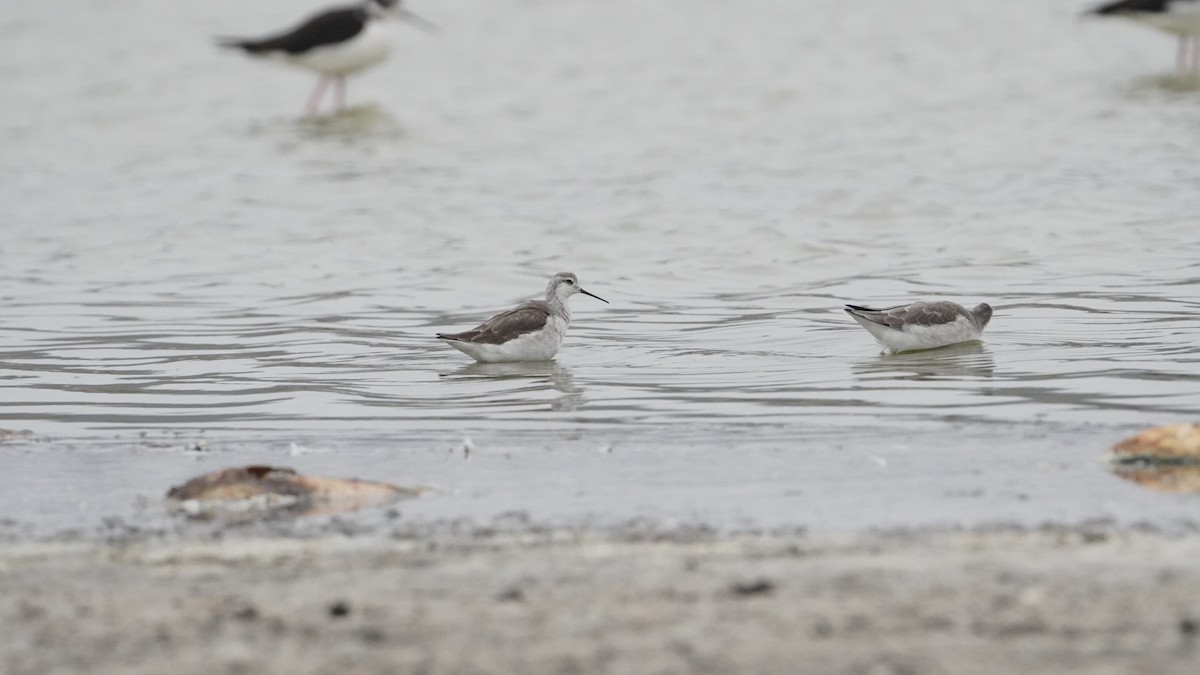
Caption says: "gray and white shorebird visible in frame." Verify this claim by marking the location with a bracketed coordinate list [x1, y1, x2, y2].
[1087, 0, 1200, 72]
[218, 0, 434, 116]
[844, 301, 993, 355]
[437, 273, 609, 363]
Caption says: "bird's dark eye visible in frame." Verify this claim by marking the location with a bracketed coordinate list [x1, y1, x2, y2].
[565, 279, 575, 285]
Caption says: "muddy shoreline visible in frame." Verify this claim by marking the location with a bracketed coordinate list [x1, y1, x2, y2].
[4, 524, 1199, 674]
[8, 422, 1200, 539]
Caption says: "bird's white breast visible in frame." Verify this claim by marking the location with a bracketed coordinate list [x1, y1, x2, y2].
[853, 315, 981, 355]
[292, 21, 394, 75]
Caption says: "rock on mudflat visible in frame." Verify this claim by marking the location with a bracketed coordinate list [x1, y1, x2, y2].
[1109, 424, 1200, 493]
[166, 465, 423, 518]
[1111, 424, 1200, 463]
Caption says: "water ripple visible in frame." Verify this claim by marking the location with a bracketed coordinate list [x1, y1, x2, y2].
[3, 0, 1200, 438]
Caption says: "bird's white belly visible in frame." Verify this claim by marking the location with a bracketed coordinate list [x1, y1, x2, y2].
[854, 315, 981, 355]
[450, 317, 570, 363]
[292, 22, 393, 75]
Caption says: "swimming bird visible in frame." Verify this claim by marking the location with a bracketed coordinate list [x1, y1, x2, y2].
[437, 273, 609, 363]
[844, 301, 992, 355]
[1087, 0, 1200, 72]
[218, 0, 434, 116]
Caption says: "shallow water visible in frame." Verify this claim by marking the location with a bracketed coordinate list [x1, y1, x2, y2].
[1, 0, 1199, 533]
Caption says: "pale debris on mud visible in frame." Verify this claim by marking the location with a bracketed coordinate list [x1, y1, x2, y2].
[1109, 423, 1200, 493]
[166, 465, 424, 519]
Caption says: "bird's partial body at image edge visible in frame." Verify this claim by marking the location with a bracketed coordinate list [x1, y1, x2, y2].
[1088, 0, 1200, 71]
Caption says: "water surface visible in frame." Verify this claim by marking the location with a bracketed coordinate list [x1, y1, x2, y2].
[1, 0, 1199, 532]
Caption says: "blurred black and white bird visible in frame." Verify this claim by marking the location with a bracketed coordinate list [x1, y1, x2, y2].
[1087, 0, 1200, 72]
[218, 0, 434, 116]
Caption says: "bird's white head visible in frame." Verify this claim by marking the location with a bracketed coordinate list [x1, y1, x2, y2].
[546, 272, 608, 306]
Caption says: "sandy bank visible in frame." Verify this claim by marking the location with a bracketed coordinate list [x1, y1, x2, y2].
[3, 525, 1199, 674]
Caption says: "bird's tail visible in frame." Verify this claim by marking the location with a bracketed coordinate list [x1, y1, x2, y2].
[843, 305, 890, 327]
[214, 36, 268, 53]
[1084, 1, 1128, 16]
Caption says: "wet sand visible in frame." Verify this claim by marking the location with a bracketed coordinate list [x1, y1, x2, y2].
[4, 524, 1199, 674]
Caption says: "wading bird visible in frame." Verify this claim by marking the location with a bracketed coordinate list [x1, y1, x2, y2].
[437, 273, 609, 363]
[219, 0, 434, 115]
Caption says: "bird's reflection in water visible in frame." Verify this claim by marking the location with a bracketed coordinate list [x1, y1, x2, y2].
[290, 104, 402, 138]
[1130, 72, 1200, 95]
[1111, 465, 1200, 493]
[446, 361, 583, 411]
[852, 341, 996, 380]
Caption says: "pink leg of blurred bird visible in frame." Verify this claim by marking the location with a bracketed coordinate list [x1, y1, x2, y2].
[306, 76, 330, 116]
[334, 76, 346, 111]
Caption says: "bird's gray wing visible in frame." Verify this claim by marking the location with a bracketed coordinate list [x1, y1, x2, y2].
[892, 302, 969, 327]
[844, 302, 966, 330]
[437, 302, 551, 345]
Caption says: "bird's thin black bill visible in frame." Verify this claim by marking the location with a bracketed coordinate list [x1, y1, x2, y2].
[580, 288, 609, 303]
[400, 10, 439, 32]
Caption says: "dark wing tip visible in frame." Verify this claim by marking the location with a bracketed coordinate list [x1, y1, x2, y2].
[844, 304, 876, 312]
[1086, 0, 1141, 15]
[436, 333, 461, 341]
